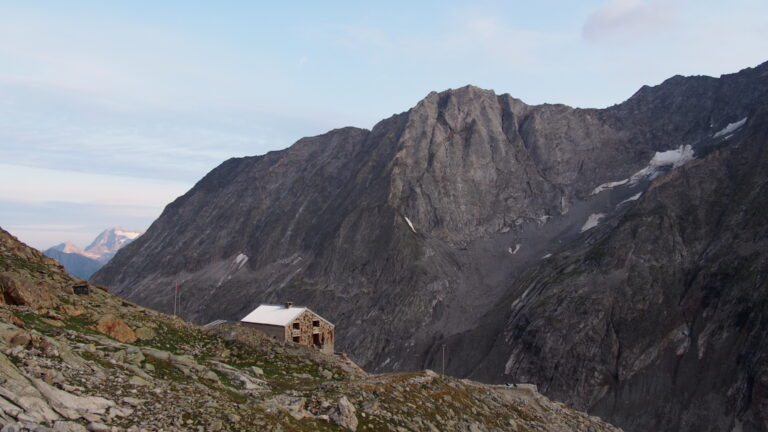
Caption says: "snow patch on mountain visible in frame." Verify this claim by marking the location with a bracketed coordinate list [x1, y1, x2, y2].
[581, 213, 606, 232]
[619, 192, 643, 205]
[592, 179, 629, 195]
[648, 145, 695, 169]
[404, 216, 417, 233]
[713, 117, 747, 139]
[234, 253, 249, 269]
[591, 145, 695, 195]
[114, 230, 141, 240]
[216, 252, 250, 287]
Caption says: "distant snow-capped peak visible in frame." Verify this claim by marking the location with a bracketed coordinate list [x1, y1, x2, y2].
[49, 241, 85, 255]
[84, 226, 144, 262]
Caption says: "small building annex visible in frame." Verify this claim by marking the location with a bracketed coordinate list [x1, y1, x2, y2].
[240, 302, 334, 354]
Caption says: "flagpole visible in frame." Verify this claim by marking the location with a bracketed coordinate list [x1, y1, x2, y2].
[442, 343, 446, 375]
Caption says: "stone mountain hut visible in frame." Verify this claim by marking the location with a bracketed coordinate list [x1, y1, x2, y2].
[240, 302, 334, 354]
[72, 282, 89, 296]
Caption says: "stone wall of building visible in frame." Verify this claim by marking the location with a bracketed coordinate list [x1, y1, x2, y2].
[285, 310, 334, 354]
[242, 322, 284, 340]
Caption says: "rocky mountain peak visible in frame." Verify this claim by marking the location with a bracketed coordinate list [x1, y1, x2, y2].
[84, 227, 144, 263]
[437, 84, 499, 104]
[93, 61, 768, 432]
[42, 227, 145, 280]
[48, 242, 85, 255]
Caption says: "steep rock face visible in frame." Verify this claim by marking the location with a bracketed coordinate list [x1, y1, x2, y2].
[94, 62, 768, 431]
[472, 105, 768, 431]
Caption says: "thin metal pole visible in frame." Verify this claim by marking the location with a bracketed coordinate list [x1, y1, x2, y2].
[442, 343, 445, 375]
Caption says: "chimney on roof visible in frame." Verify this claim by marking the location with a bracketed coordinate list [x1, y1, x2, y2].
[285, 301, 293, 309]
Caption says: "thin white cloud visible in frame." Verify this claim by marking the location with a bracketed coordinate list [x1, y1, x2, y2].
[10, 224, 88, 231]
[0, 164, 190, 208]
[579, 0, 768, 89]
[328, 25, 393, 51]
[0, 10, 164, 111]
[583, 0, 679, 43]
[317, 11, 563, 75]
[0, 162, 187, 249]
[1, 199, 160, 249]
[0, 82, 276, 182]
[429, 13, 557, 67]
[5, 228, 97, 251]
[0, 3, 296, 116]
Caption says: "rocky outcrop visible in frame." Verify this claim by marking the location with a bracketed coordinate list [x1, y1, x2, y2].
[0, 233, 72, 310]
[0, 351, 61, 423]
[0, 273, 57, 310]
[31, 379, 115, 421]
[94, 315, 136, 344]
[329, 396, 358, 431]
[92, 61, 768, 431]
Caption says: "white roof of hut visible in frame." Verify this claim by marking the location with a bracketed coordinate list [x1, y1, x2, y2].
[240, 304, 334, 327]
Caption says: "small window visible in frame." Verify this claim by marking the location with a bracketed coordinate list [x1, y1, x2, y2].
[292, 336, 300, 343]
[293, 322, 300, 330]
[312, 320, 320, 327]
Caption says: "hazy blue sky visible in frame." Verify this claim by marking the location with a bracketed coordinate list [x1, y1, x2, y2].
[1, 0, 766, 249]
